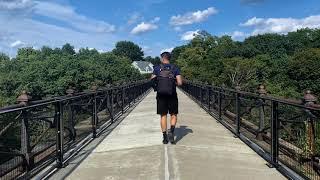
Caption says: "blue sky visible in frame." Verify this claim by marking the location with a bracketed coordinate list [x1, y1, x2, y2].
[1, 0, 320, 57]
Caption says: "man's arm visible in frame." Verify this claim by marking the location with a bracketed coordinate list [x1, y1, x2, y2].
[176, 75, 182, 86]
[150, 74, 156, 79]
[150, 66, 158, 91]
[175, 66, 183, 86]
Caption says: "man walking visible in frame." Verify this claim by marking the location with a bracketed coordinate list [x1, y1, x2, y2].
[151, 52, 182, 144]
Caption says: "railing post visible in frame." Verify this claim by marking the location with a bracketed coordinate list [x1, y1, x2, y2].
[271, 101, 279, 167]
[208, 86, 211, 111]
[257, 85, 267, 140]
[235, 91, 241, 136]
[17, 91, 33, 173]
[218, 88, 222, 120]
[128, 85, 131, 108]
[199, 85, 202, 104]
[91, 86, 98, 138]
[66, 87, 76, 141]
[55, 101, 64, 168]
[21, 110, 33, 172]
[110, 88, 114, 123]
[121, 86, 125, 114]
[303, 90, 317, 158]
[133, 85, 136, 103]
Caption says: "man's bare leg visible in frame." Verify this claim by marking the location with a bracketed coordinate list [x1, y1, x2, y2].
[168, 114, 177, 144]
[161, 114, 167, 132]
[170, 114, 177, 127]
[161, 114, 168, 144]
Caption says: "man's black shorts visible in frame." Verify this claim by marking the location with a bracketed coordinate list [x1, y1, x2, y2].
[156, 93, 178, 115]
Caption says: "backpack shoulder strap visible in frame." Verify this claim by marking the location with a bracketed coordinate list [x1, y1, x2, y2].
[169, 64, 177, 74]
[160, 64, 164, 71]
[170, 64, 176, 71]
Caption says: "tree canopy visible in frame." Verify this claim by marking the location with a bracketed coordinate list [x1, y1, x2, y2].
[112, 41, 144, 62]
[0, 44, 143, 107]
[174, 28, 320, 98]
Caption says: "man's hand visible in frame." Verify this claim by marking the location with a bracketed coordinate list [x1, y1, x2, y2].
[150, 74, 157, 91]
[150, 74, 156, 80]
[176, 75, 182, 86]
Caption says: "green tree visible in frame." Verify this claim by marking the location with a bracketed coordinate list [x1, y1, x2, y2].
[112, 41, 144, 62]
[218, 57, 258, 89]
[144, 56, 161, 65]
[171, 45, 187, 64]
[288, 48, 320, 96]
[62, 43, 76, 55]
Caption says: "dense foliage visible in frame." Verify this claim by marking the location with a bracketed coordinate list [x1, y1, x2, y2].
[173, 29, 320, 99]
[112, 41, 144, 62]
[1, 28, 320, 106]
[144, 56, 161, 65]
[0, 43, 143, 107]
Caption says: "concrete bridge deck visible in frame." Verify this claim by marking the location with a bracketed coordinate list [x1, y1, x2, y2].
[55, 89, 285, 180]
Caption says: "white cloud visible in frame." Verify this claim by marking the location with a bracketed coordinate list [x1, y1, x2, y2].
[131, 22, 158, 35]
[10, 40, 25, 48]
[174, 26, 182, 32]
[161, 47, 174, 53]
[0, 1, 120, 57]
[151, 17, 160, 23]
[33, 1, 115, 33]
[142, 46, 152, 55]
[0, 14, 118, 57]
[231, 31, 248, 40]
[241, 15, 320, 35]
[0, 0, 34, 11]
[181, 30, 200, 41]
[127, 12, 142, 25]
[241, 17, 264, 27]
[170, 7, 218, 26]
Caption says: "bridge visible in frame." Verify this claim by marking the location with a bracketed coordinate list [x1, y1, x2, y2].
[1, 80, 320, 180]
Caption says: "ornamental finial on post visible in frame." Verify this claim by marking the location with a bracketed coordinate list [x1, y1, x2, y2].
[235, 85, 241, 91]
[66, 86, 75, 96]
[304, 90, 317, 106]
[90, 85, 98, 92]
[303, 90, 317, 158]
[17, 90, 31, 106]
[258, 84, 267, 96]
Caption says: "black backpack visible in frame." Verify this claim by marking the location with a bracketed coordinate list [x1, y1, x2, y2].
[157, 64, 176, 95]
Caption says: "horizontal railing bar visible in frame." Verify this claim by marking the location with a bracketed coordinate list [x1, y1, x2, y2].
[184, 80, 320, 111]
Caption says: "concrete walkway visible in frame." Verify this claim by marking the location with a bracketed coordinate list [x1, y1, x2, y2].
[66, 89, 285, 180]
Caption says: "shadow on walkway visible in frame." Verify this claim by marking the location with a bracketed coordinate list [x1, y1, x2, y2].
[175, 125, 193, 143]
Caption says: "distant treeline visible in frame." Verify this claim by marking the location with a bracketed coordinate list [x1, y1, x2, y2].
[1, 28, 320, 106]
[0, 42, 147, 107]
[170, 29, 320, 99]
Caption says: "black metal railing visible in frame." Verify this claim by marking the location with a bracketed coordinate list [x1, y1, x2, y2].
[180, 80, 320, 180]
[0, 80, 152, 180]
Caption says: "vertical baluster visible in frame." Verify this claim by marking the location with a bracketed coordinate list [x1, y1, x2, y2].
[122, 86, 125, 114]
[92, 93, 97, 138]
[199, 86, 201, 104]
[55, 101, 64, 168]
[110, 88, 114, 123]
[236, 91, 240, 136]
[218, 88, 222, 120]
[66, 87, 75, 141]
[271, 101, 279, 167]
[207, 86, 210, 111]
[133, 85, 136, 103]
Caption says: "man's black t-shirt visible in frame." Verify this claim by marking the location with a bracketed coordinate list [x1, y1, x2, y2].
[152, 64, 180, 97]
[153, 63, 180, 114]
